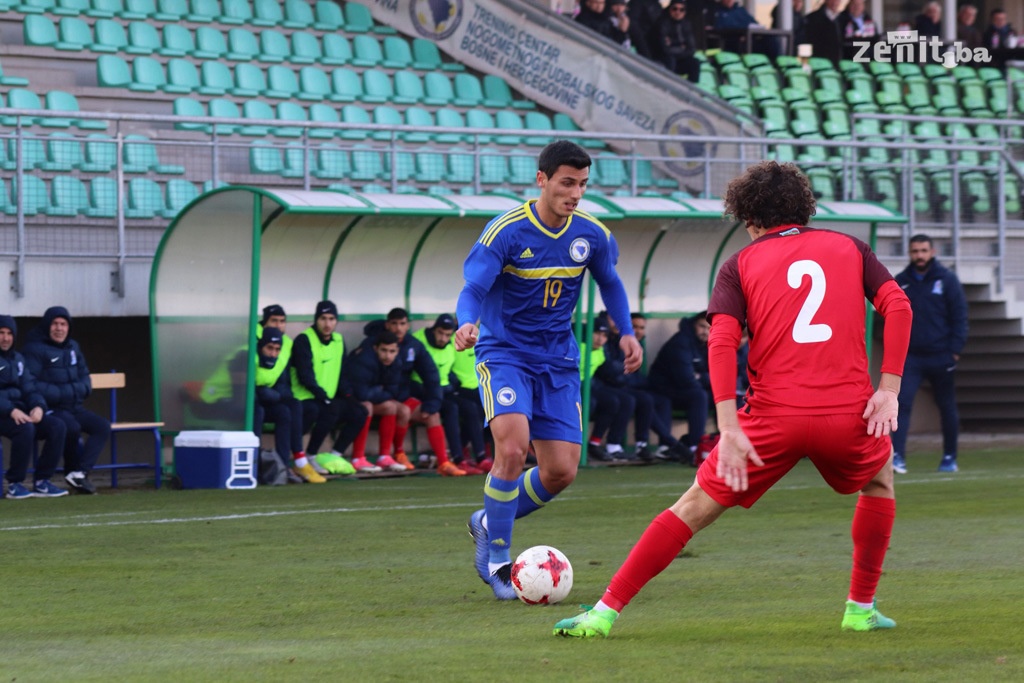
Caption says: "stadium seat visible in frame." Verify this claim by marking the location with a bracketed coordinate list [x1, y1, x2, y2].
[385, 149, 416, 184]
[7, 89, 46, 126]
[11, 136, 47, 169]
[506, 152, 536, 185]
[339, 104, 371, 140]
[349, 144, 385, 181]
[199, 61, 234, 96]
[0, 61, 30, 87]
[252, 0, 282, 26]
[54, 0, 89, 14]
[249, 143, 283, 175]
[0, 179, 14, 215]
[414, 148, 447, 184]
[372, 105, 402, 141]
[412, 38, 462, 71]
[210, 98, 244, 134]
[91, 18, 127, 52]
[874, 74, 903, 107]
[125, 177, 164, 219]
[299, 66, 338, 102]
[55, 16, 92, 50]
[266, 65, 301, 98]
[821, 102, 851, 139]
[351, 34, 384, 67]
[81, 133, 117, 172]
[154, 0, 187, 20]
[172, 97, 209, 132]
[124, 134, 185, 174]
[86, 0, 121, 18]
[402, 106, 434, 143]
[393, 70, 426, 104]
[361, 69, 393, 104]
[46, 90, 106, 129]
[382, 36, 414, 69]
[291, 32, 323, 65]
[721, 64, 752, 90]
[24, 15, 59, 48]
[454, 73, 488, 106]
[345, 2, 394, 33]
[86, 176, 118, 217]
[131, 56, 166, 92]
[758, 99, 788, 135]
[479, 148, 508, 185]
[446, 148, 476, 184]
[233, 63, 268, 97]
[122, 0, 155, 19]
[330, 68, 362, 102]
[283, 0, 313, 28]
[259, 30, 291, 63]
[308, 102, 340, 138]
[227, 28, 260, 61]
[494, 110, 524, 145]
[312, 143, 350, 179]
[219, 0, 251, 24]
[483, 74, 534, 109]
[523, 111, 553, 146]
[322, 34, 353, 65]
[594, 154, 628, 189]
[50, 175, 89, 216]
[274, 101, 308, 137]
[465, 108, 496, 143]
[160, 24, 195, 57]
[11, 175, 50, 215]
[420, 72, 455, 105]
[165, 58, 200, 94]
[194, 26, 228, 59]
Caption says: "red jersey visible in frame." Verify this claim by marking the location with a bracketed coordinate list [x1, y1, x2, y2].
[708, 226, 897, 415]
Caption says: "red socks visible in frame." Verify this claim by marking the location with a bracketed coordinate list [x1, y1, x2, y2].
[848, 495, 896, 604]
[351, 415, 372, 459]
[393, 422, 409, 456]
[427, 424, 450, 465]
[602, 509, 694, 612]
[377, 414, 396, 456]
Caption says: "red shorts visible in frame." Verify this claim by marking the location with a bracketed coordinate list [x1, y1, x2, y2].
[403, 397, 421, 411]
[696, 411, 892, 509]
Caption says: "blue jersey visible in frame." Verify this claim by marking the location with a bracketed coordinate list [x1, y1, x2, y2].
[456, 200, 633, 370]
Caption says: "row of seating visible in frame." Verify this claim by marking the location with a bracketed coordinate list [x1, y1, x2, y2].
[23, 15, 456, 72]
[1, 133, 184, 174]
[97, 57, 532, 110]
[6, 0, 385, 34]
[0, 174, 199, 218]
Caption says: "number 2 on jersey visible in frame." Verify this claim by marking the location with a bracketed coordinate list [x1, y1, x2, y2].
[543, 278, 563, 308]
[787, 260, 833, 343]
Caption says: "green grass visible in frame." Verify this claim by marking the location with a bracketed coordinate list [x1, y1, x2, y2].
[2, 448, 1022, 682]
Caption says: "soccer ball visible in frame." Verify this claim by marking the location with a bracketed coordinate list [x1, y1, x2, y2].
[510, 545, 573, 605]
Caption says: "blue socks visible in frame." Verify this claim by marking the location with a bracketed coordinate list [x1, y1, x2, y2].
[515, 467, 554, 519]
[483, 473, 519, 566]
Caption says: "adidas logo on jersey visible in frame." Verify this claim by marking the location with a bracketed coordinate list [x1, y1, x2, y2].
[519, 248, 535, 259]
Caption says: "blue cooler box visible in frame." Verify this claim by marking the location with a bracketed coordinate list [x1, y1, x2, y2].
[173, 431, 259, 489]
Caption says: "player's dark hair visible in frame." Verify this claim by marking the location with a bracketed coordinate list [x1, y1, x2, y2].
[386, 307, 408, 321]
[909, 233, 933, 247]
[538, 140, 591, 178]
[723, 161, 816, 230]
[375, 330, 399, 346]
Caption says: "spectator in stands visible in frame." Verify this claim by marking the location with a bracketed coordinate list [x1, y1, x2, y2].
[890, 234, 968, 475]
[838, 0, 877, 40]
[341, 330, 411, 473]
[805, 0, 844, 65]
[771, 0, 806, 48]
[982, 8, 1016, 49]
[648, 311, 711, 466]
[451, 340, 492, 472]
[714, 0, 778, 57]
[657, 2, 701, 83]
[576, 0, 631, 45]
[23, 306, 110, 494]
[255, 326, 325, 483]
[290, 300, 368, 465]
[609, 0, 633, 48]
[375, 307, 466, 476]
[628, 0, 666, 60]
[583, 314, 635, 461]
[914, 1, 942, 39]
[0, 315, 68, 499]
[956, 4, 982, 50]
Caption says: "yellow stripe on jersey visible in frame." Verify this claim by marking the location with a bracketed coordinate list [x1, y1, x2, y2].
[481, 205, 529, 247]
[575, 209, 613, 240]
[501, 264, 586, 279]
[476, 361, 494, 421]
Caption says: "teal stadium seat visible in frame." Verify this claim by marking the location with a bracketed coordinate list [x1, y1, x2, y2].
[454, 73, 487, 107]
[16, 0, 56, 11]
[300, 66, 342, 102]
[164, 178, 199, 217]
[350, 144, 385, 181]
[194, 26, 228, 60]
[56, 17, 92, 50]
[0, 180, 13, 214]
[186, 0, 218, 22]
[423, 72, 455, 106]
[200, 61, 233, 96]
[7, 89, 46, 126]
[46, 90, 106, 129]
[11, 175, 50, 216]
[11, 136, 47, 169]
[82, 133, 116, 172]
[314, 0, 344, 30]
[173, 97, 209, 132]
[361, 69, 393, 104]
[233, 63, 268, 97]
[87, 176, 118, 217]
[252, 0, 283, 26]
[340, 104, 371, 140]
[414, 148, 447, 184]
[93, 19, 127, 52]
[274, 101, 308, 137]
[125, 177, 164, 219]
[259, 30, 291, 63]
[265, 65, 303, 99]
[479, 148, 509, 185]
[96, 55, 133, 89]
[322, 35, 353, 65]
[160, 24, 195, 57]
[127, 21, 162, 55]
[166, 59, 201, 94]
[55, 0, 89, 14]
[373, 106, 403, 141]
[291, 32, 323, 65]
[331, 68, 362, 102]
[308, 102, 340, 138]
[154, 0, 187, 20]
[132, 56, 167, 92]
[433, 107, 467, 143]
[24, 15, 59, 48]
[283, 0, 313, 29]
[382, 36, 414, 69]
[483, 74, 534, 109]
[446, 148, 475, 184]
[227, 28, 260, 61]
[494, 110, 524, 145]
[465, 109, 495, 143]
[210, 98, 244, 134]
[50, 176, 89, 216]
[219, 0, 251, 24]
[123, 134, 185, 174]
[412, 37, 462, 71]
[122, 0, 156, 20]
[524, 111, 553, 146]
[0, 61, 31, 87]
[352, 35, 384, 67]
[402, 107, 434, 143]
[86, 0, 121, 18]
[343, 2, 374, 32]
[393, 70, 426, 104]
[312, 143, 350, 179]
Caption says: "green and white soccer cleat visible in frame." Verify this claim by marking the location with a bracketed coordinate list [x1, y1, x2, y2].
[841, 600, 896, 631]
[553, 605, 618, 638]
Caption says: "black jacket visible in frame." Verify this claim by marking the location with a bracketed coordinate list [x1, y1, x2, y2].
[648, 314, 708, 396]
[657, 13, 697, 60]
[341, 345, 404, 404]
[895, 259, 968, 356]
[575, 5, 629, 44]
[360, 319, 442, 414]
[0, 347, 47, 418]
[806, 7, 843, 65]
[22, 307, 91, 411]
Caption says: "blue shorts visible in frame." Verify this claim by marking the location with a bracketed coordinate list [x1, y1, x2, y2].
[475, 358, 582, 443]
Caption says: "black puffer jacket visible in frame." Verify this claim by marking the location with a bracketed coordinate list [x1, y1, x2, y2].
[22, 306, 92, 411]
[0, 315, 47, 417]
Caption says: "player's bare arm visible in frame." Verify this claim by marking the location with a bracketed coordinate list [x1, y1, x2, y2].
[713, 398, 763, 492]
[863, 372, 901, 437]
[455, 322, 479, 352]
[620, 334, 643, 374]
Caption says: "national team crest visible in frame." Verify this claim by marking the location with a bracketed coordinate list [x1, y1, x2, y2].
[496, 387, 517, 406]
[569, 238, 590, 263]
[410, 0, 463, 40]
[659, 110, 718, 177]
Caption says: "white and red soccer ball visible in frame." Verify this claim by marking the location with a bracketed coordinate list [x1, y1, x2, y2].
[510, 545, 573, 605]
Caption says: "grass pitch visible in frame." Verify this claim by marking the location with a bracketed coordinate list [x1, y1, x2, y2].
[1, 447, 1021, 682]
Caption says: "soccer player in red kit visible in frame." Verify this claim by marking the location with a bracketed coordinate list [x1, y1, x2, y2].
[554, 160, 913, 638]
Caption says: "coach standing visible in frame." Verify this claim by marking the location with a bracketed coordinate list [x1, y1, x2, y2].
[891, 234, 968, 475]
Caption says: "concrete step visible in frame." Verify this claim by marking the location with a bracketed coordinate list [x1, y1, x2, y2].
[956, 370, 1024, 387]
[963, 337, 1024, 353]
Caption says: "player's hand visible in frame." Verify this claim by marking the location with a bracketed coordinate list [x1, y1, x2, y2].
[863, 389, 898, 437]
[10, 408, 30, 425]
[29, 406, 44, 423]
[620, 334, 643, 374]
[455, 322, 479, 351]
[714, 428, 763, 493]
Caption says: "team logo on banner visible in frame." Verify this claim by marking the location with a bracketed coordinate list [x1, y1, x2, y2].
[410, 0, 463, 40]
[659, 110, 718, 177]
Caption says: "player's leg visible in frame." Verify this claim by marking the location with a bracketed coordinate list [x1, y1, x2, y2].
[891, 354, 923, 473]
[410, 402, 464, 475]
[925, 359, 960, 472]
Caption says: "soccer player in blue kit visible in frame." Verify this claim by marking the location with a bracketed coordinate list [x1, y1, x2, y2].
[455, 140, 643, 599]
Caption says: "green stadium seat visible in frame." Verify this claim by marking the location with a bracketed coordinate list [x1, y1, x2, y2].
[194, 26, 227, 59]
[751, 69, 782, 91]
[81, 133, 116, 172]
[393, 70, 426, 104]
[0, 134, 16, 170]
[299, 66, 338, 101]
[986, 80, 1007, 114]
[483, 74, 534, 109]
[479, 148, 509, 185]
[352, 34, 384, 67]
[412, 37, 462, 71]
[784, 68, 812, 93]
[17, 0, 56, 14]
[815, 70, 843, 93]
[282, 143, 309, 178]
[697, 62, 718, 92]
[838, 59, 866, 77]
[249, 143, 283, 175]
[402, 106, 434, 143]
[290, 32, 322, 64]
[219, 0, 250, 23]
[50, 175, 89, 216]
[386, 150, 416, 185]
[382, 36, 414, 69]
[55, 16, 92, 50]
[259, 30, 291, 63]
[24, 15, 58, 48]
[874, 74, 903, 107]
[553, 112, 603, 149]
[7, 89, 46, 126]
[125, 178, 164, 219]
[314, 0, 344, 30]
[361, 69, 393, 103]
[0, 61, 31, 87]
[273, 101, 308, 137]
[92, 18, 127, 52]
[85, 176, 118, 217]
[11, 136, 47, 169]
[160, 24, 195, 57]
[165, 58, 200, 94]
[154, 0, 187, 20]
[523, 111, 553, 146]
[636, 159, 678, 190]
[446, 148, 475, 184]
[233, 63, 268, 97]
[46, 90, 106, 129]
[453, 73, 485, 107]
[252, 0, 283, 26]
[312, 143, 350, 179]
[813, 88, 842, 105]
[867, 61, 895, 77]
[340, 104, 372, 140]
[330, 67, 362, 102]
[173, 97, 209, 132]
[821, 102, 851, 139]
[1002, 175, 1021, 216]
[806, 167, 836, 200]
[55, 0, 89, 14]
[414, 148, 447, 184]
[721, 64, 752, 90]
[507, 152, 536, 186]
[124, 134, 185, 174]
[921, 63, 948, 79]
[350, 144, 385, 181]
[758, 99, 788, 134]
[0, 180, 14, 215]
[494, 110, 524, 145]
[322, 34, 353, 65]
[774, 55, 801, 70]
[894, 63, 922, 79]
[11, 175, 50, 216]
[283, 0, 314, 27]
[130, 56, 166, 92]
[227, 28, 260, 61]
[713, 50, 743, 68]
[198, 60, 232, 96]
[372, 105, 402, 141]
[465, 108, 495, 143]
[271, 65, 315, 101]
[741, 52, 771, 70]
[86, 0, 121, 17]
[345, 2, 394, 33]
[126, 21, 162, 55]
[121, 0, 154, 18]
[789, 100, 821, 137]
[164, 178, 199, 217]
[903, 76, 931, 110]
[594, 154, 628, 189]
[210, 98, 244, 134]
[308, 102, 340, 138]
